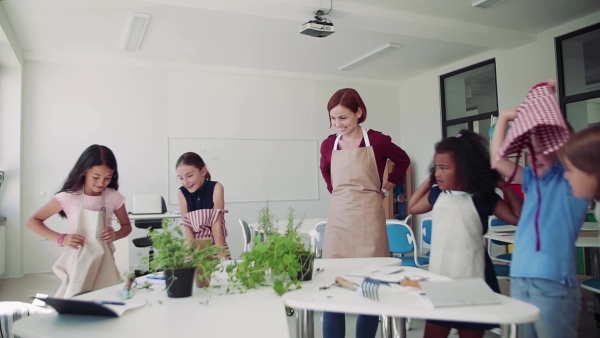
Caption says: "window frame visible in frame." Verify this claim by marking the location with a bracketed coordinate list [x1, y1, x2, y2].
[439, 58, 499, 139]
[555, 22, 600, 122]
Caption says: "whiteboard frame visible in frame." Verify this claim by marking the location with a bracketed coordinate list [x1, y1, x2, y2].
[167, 137, 320, 204]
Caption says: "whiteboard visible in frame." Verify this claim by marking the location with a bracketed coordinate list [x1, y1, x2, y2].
[168, 137, 319, 203]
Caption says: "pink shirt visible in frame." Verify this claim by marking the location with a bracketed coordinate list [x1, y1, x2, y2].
[54, 188, 125, 233]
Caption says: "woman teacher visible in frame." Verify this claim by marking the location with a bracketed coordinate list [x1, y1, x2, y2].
[319, 88, 410, 338]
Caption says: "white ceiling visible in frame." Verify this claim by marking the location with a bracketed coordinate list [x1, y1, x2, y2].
[1, 0, 599, 82]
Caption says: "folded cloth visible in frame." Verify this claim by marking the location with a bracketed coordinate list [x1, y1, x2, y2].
[497, 81, 569, 160]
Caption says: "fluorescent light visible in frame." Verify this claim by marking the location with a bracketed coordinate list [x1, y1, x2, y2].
[472, 0, 506, 8]
[338, 43, 401, 71]
[124, 13, 151, 52]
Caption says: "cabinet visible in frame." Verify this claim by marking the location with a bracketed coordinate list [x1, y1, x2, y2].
[382, 160, 413, 227]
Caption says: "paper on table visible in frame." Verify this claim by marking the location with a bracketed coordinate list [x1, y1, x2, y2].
[103, 301, 146, 316]
[346, 265, 403, 278]
[136, 273, 166, 286]
[419, 278, 501, 308]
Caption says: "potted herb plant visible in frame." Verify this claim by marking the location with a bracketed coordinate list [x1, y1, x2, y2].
[227, 204, 314, 295]
[143, 218, 221, 298]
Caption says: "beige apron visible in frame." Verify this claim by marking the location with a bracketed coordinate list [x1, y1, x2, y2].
[429, 191, 484, 279]
[53, 191, 120, 298]
[323, 127, 389, 258]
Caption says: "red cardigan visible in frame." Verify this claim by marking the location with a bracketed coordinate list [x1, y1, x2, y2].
[319, 129, 410, 193]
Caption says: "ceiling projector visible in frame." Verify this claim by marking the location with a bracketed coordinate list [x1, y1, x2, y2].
[300, 11, 334, 38]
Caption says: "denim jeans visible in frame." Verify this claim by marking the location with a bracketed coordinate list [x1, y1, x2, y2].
[510, 277, 580, 338]
[323, 312, 379, 338]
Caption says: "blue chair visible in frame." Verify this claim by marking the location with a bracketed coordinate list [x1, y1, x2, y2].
[493, 264, 510, 279]
[487, 216, 512, 263]
[420, 217, 432, 257]
[386, 220, 429, 267]
[582, 278, 600, 293]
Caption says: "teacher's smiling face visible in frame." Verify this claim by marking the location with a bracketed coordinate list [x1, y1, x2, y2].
[176, 164, 207, 193]
[329, 105, 362, 137]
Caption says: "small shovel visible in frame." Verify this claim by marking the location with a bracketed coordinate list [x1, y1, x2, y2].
[334, 276, 382, 301]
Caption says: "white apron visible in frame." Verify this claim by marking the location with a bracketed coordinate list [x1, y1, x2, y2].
[429, 191, 484, 280]
[53, 191, 120, 298]
[323, 127, 389, 258]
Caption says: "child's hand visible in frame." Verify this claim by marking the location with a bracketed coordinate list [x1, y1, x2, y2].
[63, 234, 85, 249]
[100, 226, 117, 243]
[499, 109, 517, 122]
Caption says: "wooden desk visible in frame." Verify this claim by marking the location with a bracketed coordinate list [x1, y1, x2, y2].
[13, 262, 290, 338]
[283, 259, 539, 338]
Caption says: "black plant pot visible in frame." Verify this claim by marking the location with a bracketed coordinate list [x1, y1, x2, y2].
[296, 254, 314, 281]
[164, 267, 196, 298]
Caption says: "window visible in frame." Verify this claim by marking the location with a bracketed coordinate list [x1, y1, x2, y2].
[556, 23, 600, 132]
[440, 59, 498, 141]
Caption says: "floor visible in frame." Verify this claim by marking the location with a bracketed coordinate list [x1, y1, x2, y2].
[1, 273, 599, 337]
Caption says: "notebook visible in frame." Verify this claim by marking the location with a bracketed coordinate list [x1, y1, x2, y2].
[37, 297, 146, 317]
[419, 278, 501, 308]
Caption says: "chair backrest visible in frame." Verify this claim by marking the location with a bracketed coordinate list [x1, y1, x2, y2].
[420, 217, 433, 251]
[488, 216, 510, 246]
[314, 221, 326, 251]
[239, 219, 252, 253]
[404, 214, 412, 227]
[386, 220, 415, 255]
[489, 216, 509, 228]
[133, 219, 163, 230]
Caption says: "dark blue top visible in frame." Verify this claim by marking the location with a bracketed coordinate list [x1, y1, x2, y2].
[179, 181, 216, 212]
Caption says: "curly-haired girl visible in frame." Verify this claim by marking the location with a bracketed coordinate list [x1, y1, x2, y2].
[408, 130, 522, 338]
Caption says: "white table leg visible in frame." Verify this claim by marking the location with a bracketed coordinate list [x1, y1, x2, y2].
[380, 316, 406, 338]
[295, 309, 314, 338]
[500, 323, 518, 338]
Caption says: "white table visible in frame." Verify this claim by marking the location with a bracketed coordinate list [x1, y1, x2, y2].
[284, 258, 539, 338]
[484, 231, 600, 248]
[488, 222, 598, 234]
[13, 263, 290, 338]
[116, 211, 182, 221]
[581, 222, 600, 232]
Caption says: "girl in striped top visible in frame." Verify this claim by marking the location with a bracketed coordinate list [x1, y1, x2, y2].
[176, 152, 231, 259]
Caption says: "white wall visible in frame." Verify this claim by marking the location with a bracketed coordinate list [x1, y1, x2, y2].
[18, 61, 402, 274]
[0, 66, 22, 277]
[398, 12, 600, 229]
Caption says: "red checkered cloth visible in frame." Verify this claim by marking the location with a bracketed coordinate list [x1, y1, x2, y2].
[496, 81, 569, 251]
[497, 82, 569, 159]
